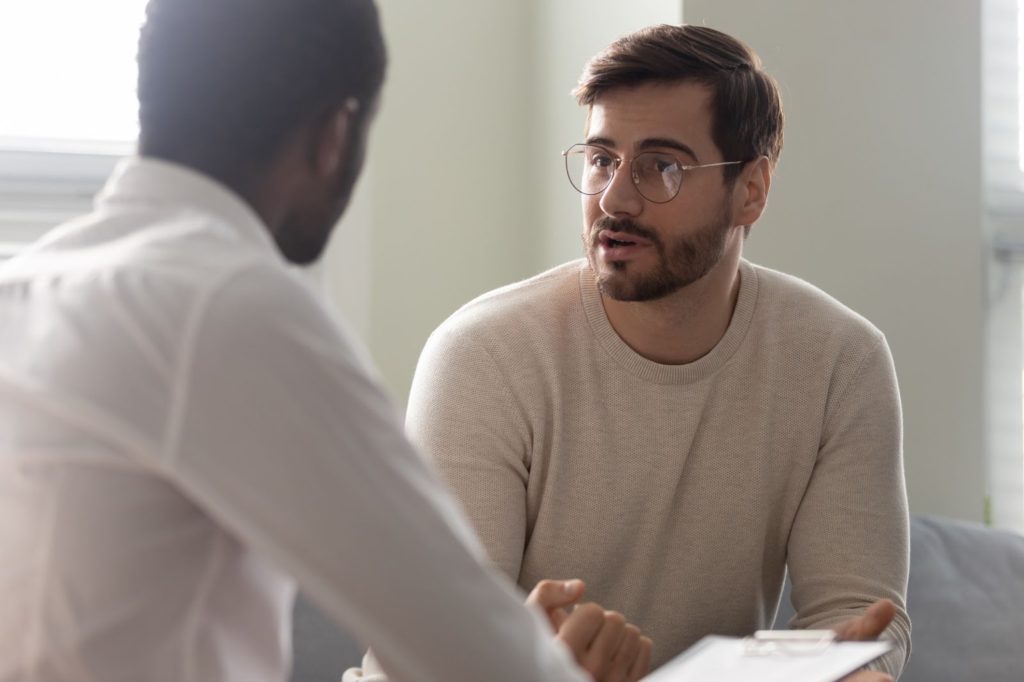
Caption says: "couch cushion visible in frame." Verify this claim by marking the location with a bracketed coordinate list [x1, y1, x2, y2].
[900, 515, 1024, 682]
[291, 593, 363, 682]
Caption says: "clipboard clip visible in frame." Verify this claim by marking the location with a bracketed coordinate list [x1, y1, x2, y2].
[742, 630, 836, 657]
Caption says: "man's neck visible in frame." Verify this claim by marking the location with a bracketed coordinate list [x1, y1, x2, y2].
[600, 244, 743, 365]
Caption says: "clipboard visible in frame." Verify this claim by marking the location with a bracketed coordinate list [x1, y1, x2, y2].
[643, 630, 892, 682]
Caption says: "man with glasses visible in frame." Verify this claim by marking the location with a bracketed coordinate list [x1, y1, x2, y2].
[387, 24, 911, 681]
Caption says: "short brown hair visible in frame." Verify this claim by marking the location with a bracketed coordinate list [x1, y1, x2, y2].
[575, 24, 783, 182]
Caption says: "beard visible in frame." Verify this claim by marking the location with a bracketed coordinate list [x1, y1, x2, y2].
[585, 201, 734, 302]
[275, 117, 369, 266]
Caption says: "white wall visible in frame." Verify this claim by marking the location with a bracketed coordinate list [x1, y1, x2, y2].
[361, 0, 540, 402]
[534, 1, 684, 269]
[325, 0, 681, 403]
[684, 0, 987, 522]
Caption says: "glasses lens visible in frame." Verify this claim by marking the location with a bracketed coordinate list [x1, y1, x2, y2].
[632, 152, 683, 203]
[565, 144, 614, 195]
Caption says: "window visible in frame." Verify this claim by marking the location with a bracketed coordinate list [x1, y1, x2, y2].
[984, 0, 1024, 532]
[0, 2, 147, 256]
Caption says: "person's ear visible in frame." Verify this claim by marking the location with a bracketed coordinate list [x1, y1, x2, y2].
[313, 97, 360, 177]
[732, 156, 772, 229]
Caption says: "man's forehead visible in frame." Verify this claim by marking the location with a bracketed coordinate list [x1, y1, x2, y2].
[583, 81, 714, 154]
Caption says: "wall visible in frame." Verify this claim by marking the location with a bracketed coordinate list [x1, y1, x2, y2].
[683, 0, 987, 521]
[534, 1, 684, 269]
[362, 0, 539, 403]
[326, 0, 681, 404]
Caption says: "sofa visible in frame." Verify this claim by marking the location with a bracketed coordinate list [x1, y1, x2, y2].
[291, 515, 1024, 681]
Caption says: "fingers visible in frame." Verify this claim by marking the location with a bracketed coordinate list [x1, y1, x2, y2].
[581, 610, 627, 679]
[557, 602, 607, 655]
[605, 624, 640, 681]
[835, 599, 896, 641]
[627, 635, 653, 682]
[557, 606, 651, 682]
[526, 578, 586, 611]
[842, 672, 893, 682]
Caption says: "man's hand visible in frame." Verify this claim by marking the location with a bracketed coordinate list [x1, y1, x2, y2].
[527, 579, 652, 682]
[833, 598, 896, 641]
[834, 599, 897, 682]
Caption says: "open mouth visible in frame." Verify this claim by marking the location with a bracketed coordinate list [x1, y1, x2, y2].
[598, 231, 651, 249]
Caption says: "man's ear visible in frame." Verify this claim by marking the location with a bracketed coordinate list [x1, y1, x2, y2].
[313, 97, 360, 177]
[733, 156, 772, 228]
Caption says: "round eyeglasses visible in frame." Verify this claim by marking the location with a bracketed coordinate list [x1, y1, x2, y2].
[562, 143, 744, 204]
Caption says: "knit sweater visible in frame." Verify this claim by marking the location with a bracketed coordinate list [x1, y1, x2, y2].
[404, 258, 911, 677]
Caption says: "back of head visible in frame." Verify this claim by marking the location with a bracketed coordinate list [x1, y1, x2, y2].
[575, 24, 783, 183]
[137, 0, 387, 183]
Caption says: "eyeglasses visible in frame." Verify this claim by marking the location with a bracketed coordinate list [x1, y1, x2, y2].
[562, 143, 744, 204]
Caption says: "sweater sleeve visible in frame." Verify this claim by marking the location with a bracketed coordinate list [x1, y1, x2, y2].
[404, 322, 533, 583]
[785, 335, 912, 677]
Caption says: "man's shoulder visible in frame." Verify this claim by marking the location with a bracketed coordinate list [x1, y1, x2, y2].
[436, 260, 585, 338]
[750, 262, 884, 345]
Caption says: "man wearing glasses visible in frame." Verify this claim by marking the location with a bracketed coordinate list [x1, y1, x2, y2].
[381, 24, 910, 682]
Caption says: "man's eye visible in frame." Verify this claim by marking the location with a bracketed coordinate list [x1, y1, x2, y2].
[589, 154, 614, 168]
[654, 159, 680, 173]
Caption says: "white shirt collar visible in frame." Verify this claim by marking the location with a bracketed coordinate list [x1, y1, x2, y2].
[96, 155, 281, 260]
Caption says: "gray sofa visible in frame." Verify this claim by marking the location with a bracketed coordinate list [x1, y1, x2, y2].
[291, 515, 1024, 681]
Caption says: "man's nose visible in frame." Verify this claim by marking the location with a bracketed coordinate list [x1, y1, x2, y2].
[598, 164, 644, 218]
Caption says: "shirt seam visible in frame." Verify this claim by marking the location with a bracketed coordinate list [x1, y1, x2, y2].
[22, 468, 65, 682]
[182, 531, 227, 682]
[159, 260, 268, 468]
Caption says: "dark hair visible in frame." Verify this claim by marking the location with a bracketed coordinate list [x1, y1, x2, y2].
[137, 0, 386, 181]
[575, 24, 783, 183]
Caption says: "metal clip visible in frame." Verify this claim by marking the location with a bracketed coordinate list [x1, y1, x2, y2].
[742, 630, 836, 656]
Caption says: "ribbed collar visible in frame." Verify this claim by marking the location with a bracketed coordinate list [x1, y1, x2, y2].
[580, 258, 759, 385]
[95, 156, 281, 260]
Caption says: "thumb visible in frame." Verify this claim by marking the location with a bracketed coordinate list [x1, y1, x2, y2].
[836, 599, 896, 641]
[526, 579, 586, 612]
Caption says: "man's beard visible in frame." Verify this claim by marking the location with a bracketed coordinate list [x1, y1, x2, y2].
[585, 202, 734, 302]
[275, 122, 367, 266]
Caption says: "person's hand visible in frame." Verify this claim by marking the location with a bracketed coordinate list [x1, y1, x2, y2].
[526, 579, 652, 682]
[526, 577, 586, 631]
[841, 673, 893, 682]
[833, 599, 896, 682]
[832, 599, 896, 641]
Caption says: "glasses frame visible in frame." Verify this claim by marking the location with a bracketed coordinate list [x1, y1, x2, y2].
[562, 143, 745, 204]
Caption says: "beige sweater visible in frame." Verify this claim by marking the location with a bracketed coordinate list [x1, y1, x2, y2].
[401, 258, 910, 678]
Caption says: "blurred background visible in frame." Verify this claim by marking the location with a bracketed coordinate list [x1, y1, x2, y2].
[0, 0, 1021, 533]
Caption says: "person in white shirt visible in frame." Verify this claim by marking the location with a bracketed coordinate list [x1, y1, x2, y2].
[0, 1, 650, 680]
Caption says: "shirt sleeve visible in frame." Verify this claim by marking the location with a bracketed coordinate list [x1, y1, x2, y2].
[785, 335, 912, 677]
[163, 265, 587, 682]
[404, 320, 533, 583]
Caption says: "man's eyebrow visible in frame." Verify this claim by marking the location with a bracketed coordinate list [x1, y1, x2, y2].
[583, 136, 702, 163]
[637, 138, 700, 163]
[584, 136, 616, 149]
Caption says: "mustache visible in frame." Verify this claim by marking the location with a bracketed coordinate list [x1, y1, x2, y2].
[590, 217, 662, 247]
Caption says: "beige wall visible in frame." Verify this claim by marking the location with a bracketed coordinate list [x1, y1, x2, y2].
[684, 0, 987, 521]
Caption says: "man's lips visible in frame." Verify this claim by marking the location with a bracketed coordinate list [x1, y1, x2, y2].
[596, 230, 653, 261]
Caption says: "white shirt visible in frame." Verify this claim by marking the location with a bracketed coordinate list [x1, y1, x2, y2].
[0, 158, 587, 682]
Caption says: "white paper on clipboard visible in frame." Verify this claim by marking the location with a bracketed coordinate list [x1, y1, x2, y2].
[643, 634, 892, 682]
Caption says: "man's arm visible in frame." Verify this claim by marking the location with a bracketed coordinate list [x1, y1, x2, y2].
[165, 267, 590, 682]
[405, 320, 534, 581]
[786, 336, 911, 678]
